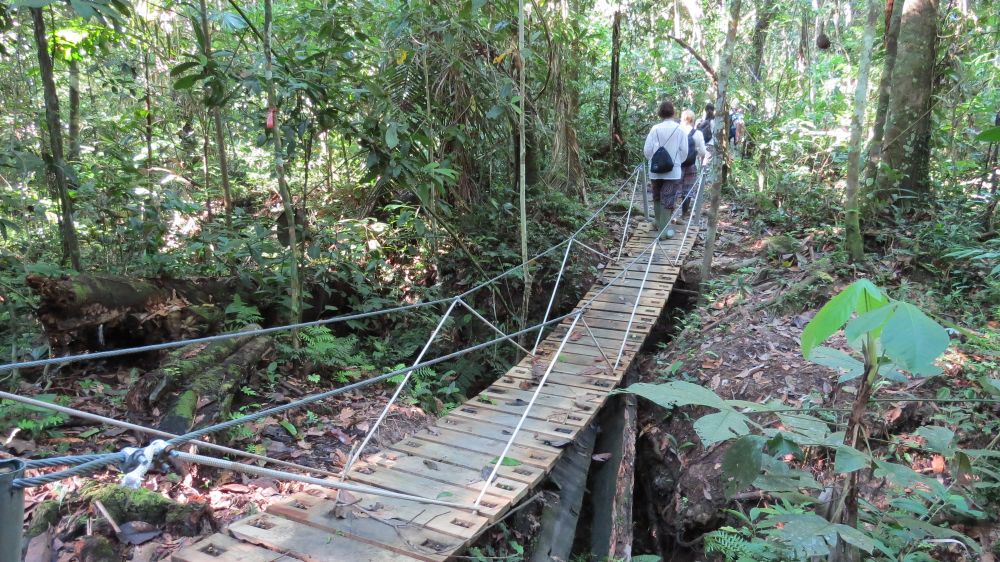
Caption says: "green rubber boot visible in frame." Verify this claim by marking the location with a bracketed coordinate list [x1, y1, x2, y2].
[656, 201, 673, 238]
[653, 201, 665, 236]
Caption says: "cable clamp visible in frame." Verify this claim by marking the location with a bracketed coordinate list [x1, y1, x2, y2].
[120, 439, 169, 489]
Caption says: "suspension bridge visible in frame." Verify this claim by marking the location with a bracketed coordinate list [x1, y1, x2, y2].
[0, 164, 706, 562]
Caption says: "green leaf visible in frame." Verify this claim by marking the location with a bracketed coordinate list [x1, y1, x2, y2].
[880, 302, 949, 375]
[436, 491, 453, 499]
[170, 61, 200, 77]
[801, 280, 886, 359]
[279, 419, 297, 437]
[173, 74, 204, 90]
[834, 445, 869, 473]
[875, 460, 946, 497]
[721, 435, 764, 497]
[490, 456, 522, 467]
[766, 513, 881, 556]
[844, 303, 896, 343]
[631, 556, 661, 562]
[385, 123, 399, 149]
[975, 126, 1000, 142]
[915, 425, 954, 454]
[765, 432, 802, 458]
[624, 381, 729, 411]
[777, 414, 832, 444]
[13, 0, 56, 7]
[693, 410, 751, 446]
[810, 347, 865, 383]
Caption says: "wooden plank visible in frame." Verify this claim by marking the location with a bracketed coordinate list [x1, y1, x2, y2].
[564, 315, 656, 334]
[408, 427, 558, 468]
[501, 371, 621, 394]
[550, 324, 644, 343]
[172, 533, 286, 562]
[346, 464, 508, 519]
[433, 415, 569, 456]
[461, 394, 590, 427]
[586, 284, 672, 298]
[450, 406, 585, 440]
[511, 362, 617, 381]
[492, 376, 610, 400]
[268, 492, 488, 542]
[581, 299, 661, 317]
[583, 292, 667, 308]
[230, 513, 425, 561]
[600, 263, 680, 275]
[389, 437, 546, 487]
[359, 450, 530, 502]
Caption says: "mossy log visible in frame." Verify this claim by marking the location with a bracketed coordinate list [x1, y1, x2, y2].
[126, 330, 257, 413]
[25, 273, 250, 352]
[81, 482, 206, 536]
[156, 335, 272, 435]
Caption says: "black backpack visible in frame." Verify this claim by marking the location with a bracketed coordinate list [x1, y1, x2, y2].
[650, 128, 678, 174]
[682, 129, 697, 167]
[696, 119, 713, 144]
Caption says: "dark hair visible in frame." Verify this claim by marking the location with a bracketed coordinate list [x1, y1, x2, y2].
[657, 101, 675, 119]
[704, 103, 715, 119]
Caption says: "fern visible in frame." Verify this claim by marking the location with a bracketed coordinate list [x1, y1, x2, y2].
[224, 295, 263, 330]
[704, 527, 783, 562]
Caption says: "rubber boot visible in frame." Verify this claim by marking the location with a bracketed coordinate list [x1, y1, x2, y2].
[656, 201, 674, 239]
[653, 201, 665, 236]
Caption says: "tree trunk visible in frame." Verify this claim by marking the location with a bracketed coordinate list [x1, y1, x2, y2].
[874, 0, 937, 208]
[748, 0, 776, 84]
[198, 0, 233, 228]
[844, 0, 878, 262]
[700, 0, 743, 282]
[517, 0, 532, 345]
[264, 0, 303, 338]
[31, 7, 82, 271]
[862, 0, 905, 189]
[68, 58, 81, 162]
[144, 48, 154, 176]
[609, 10, 626, 173]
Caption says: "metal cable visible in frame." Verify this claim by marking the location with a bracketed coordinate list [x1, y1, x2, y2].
[14, 453, 126, 489]
[23, 453, 119, 469]
[0, 391, 341, 478]
[170, 450, 482, 512]
[0, 167, 639, 375]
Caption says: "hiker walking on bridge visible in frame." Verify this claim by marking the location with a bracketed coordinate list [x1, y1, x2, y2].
[643, 100, 688, 238]
[680, 109, 707, 216]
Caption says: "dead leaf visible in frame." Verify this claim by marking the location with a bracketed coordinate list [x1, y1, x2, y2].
[218, 483, 250, 493]
[592, 453, 611, 462]
[569, 331, 583, 342]
[119, 521, 161, 545]
[329, 428, 353, 445]
[931, 455, 946, 474]
[24, 529, 51, 562]
[423, 460, 439, 471]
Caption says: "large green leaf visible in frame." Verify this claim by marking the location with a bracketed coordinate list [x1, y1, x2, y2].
[975, 126, 1000, 142]
[915, 425, 955, 454]
[844, 303, 896, 343]
[767, 513, 880, 556]
[385, 122, 399, 149]
[721, 435, 765, 497]
[875, 460, 947, 497]
[624, 381, 729, 411]
[810, 347, 865, 383]
[693, 410, 750, 446]
[880, 302, 949, 375]
[834, 445, 869, 473]
[801, 280, 886, 359]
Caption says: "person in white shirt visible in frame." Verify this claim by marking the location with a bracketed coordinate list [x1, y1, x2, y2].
[643, 101, 688, 237]
[680, 109, 707, 217]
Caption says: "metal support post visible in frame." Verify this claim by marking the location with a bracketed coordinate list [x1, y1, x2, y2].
[616, 171, 641, 260]
[641, 164, 650, 221]
[0, 459, 25, 562]
[532, 239, 574, 354]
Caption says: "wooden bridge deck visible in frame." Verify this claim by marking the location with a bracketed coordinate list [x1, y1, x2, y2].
[173, 220, 698, 562]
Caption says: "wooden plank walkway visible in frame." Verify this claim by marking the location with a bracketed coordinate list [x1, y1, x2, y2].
[173, 220, 698, 562]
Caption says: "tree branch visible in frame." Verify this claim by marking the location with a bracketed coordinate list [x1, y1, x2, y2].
[667, 34, 718, 84]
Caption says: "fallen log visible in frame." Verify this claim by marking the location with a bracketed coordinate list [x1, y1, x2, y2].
[26, 274, 249, 353]
[125, 329, 258, 414]
[156, 335, 272, 435]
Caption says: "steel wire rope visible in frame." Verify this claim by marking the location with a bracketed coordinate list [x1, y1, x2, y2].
[14, 453, 126, 489]
[23, 453, 121, 469]
[0, 166, 640, 375]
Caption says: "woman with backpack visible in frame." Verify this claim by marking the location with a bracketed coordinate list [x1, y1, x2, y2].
[680, 109, 708, 217]
[643, 100, 689, 237]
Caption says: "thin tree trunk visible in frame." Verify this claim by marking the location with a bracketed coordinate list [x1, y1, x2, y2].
[609, 10, 626, 173]
[844, 0, 878, 263]
[31, 7, 82, 271]
[264, 0, 302, 341]
[143, 49, 154, 176]
[700, 0, 743, 282]
[862, 0, 905, 189]
[517, 0, 531, 345]
[68, 58, 81, 162]
[199, 0, 233, 228]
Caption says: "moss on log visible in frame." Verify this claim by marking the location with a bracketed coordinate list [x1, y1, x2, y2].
[81, 482, 206, 536]
[157, 335, 272, 435]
